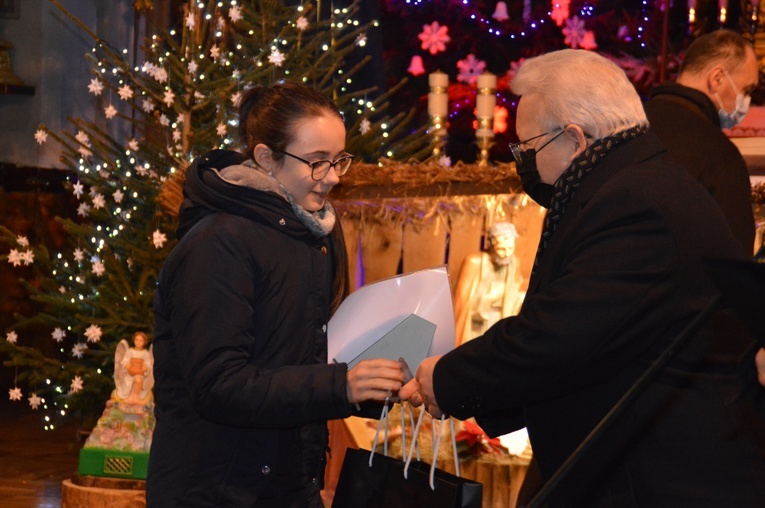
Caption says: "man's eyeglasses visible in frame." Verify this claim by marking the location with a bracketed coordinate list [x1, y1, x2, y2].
[275, 149, 355, 181]
[508, 129, 564, 164]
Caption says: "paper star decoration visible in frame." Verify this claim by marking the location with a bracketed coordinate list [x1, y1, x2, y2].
[84, 324, 103, 343]
[77, 203, 91, 218]
[73, 248, 85, 262]
[113, 189, 124, 203]
[34, 129, 48, 145]
[216, 122, 227, 137]
[71, 343, 87, 359]
[153, 230, 168, 249]
[75, 130, 91, 146]
[159, 114, 170, 127]
[20, 250, 34, 266]
[210, 44, 221, 59]
[229, 5, 242, 22]
[59, 286, 67, 294]
[186, 11, 196, 30]
[70, 375, 84, 393]
[118, 84, 134, 101]
[296, 16, 308, 31]
[78, 146, 93, 158]
[104, 104, 118, 119]
[142, 99, 155, 113]
[28, 393, 42, 409]
[418, 21, 450, 55]
[52, 328, 66, 343]
[172, 129, 182, 142]
[128, 138, 139, 151]
[6, 331, 18, 344]
[439, 155, 452, 167]
[188, 60, 198, 74]
[92, 193, 106, 209]
[154, 67, 168, 83]
[268, 48, 286, 67]
[72, 181, 84, 198]
[92, 260, 106, 276]
[9, 387, 22, 401]
[7, 249, 21, 267]
[163, 89, 176, 107]
[88, 78, 104, 96]
[16, 235, 29, 247]
[360, 118, 372, 135]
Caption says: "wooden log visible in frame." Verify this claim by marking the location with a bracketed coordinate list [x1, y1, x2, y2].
[446, 212, 484, 290]
[360, 222, 403, 284]
[402, 216, 448, 273]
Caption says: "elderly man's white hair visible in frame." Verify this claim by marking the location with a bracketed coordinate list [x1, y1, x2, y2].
[511, 49, 648, 139]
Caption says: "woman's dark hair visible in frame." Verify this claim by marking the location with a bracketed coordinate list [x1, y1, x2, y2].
[237, 82, 343, 161]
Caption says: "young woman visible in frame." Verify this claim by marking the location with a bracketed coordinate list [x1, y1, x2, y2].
[147, 82, 406, 507]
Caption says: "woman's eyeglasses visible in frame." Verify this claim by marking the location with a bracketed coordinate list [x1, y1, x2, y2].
[276, 149, 355, 181]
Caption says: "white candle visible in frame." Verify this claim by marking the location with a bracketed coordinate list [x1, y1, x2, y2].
[476, 72, 496, 119]
[428, 71, 449, 118]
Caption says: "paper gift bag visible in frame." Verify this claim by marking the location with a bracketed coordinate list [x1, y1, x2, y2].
[332, 447, 482, 508]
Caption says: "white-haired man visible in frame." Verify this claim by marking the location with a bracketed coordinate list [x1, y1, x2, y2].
[644, 29, 758, 254]
[402, 49, 765, 507]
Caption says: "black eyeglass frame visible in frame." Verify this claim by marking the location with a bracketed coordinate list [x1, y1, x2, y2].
[275, 149, 355, 181]
[508, 129, 564, 164]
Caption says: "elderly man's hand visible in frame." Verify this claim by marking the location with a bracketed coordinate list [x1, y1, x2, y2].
[399, 355, 445, 418]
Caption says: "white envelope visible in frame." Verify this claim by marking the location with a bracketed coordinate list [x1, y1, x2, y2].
[328, 266, 455, 371]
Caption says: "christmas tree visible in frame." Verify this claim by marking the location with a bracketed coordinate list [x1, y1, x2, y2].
[0, 0, 428, 430]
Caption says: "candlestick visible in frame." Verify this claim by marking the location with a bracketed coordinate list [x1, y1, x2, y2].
[476, 72, 496, 166]
[428, 71, 448, 157]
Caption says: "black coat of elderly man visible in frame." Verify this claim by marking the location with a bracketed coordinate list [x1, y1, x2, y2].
[401, 49, 765, 507]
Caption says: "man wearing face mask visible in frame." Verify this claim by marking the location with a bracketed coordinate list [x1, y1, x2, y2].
[644, 29, 759, 255]
[401, 49, 765, 507]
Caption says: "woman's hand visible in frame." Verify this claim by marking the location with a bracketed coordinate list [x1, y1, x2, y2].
[346, 358, 407, 404]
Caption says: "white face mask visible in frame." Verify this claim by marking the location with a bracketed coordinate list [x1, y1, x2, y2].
[715, 69, 751, 129]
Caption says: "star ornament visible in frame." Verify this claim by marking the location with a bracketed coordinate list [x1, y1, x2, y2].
[296, 16, 308, 31]
[77, 202, 91, 218]
[7, 249, 22, 267]
[92, 260, 106, 276]
[216, 122, 227, 137]
[210, 44, 221, 59]
[73, 248, 85, 262]
[113, 189, 124, 204]
[163, 89, 176, 107]
[52, 328, 66, 343]
[186, 11, 196, 30]
[72, 181, 85, 198]
[88, 78, 104, 96]
[84, 324, 103, 343]
[153, 229, 168, 249]
[16, 235, 29, 247]
[71, 343, 87, 359]
[34, 129, 48, 145]
[104, 104, 118, 119]
[9, 387, 22, 401]
[188, 60, 198, 74]
[118, 84, 134, 101]
[268, 48, 286, 67]
[360, 118, 372, 135]
[6, 331, 18, 344]
[229, 5, 242, 23]
[70, 375, 84, 393]
[28, 393, 42, 410]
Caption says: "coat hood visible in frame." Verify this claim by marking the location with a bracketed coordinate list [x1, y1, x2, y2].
[177, 149, 321, 241]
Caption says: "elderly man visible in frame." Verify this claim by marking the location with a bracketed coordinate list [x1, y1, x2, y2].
[401, 49, 765, 507]
[644, 29, 758, 254]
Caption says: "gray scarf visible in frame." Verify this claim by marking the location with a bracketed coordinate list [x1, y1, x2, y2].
[215, 159, 336, 238]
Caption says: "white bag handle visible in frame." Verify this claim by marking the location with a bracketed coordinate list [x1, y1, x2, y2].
[403, 408, 461, 490]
